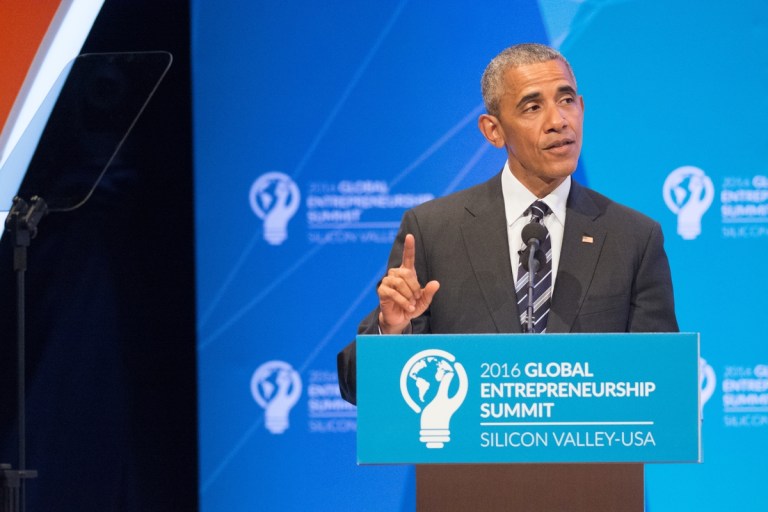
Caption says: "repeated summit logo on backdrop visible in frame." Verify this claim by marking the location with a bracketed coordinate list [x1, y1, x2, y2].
[663, 165, 768, 240]
[400, 349, 469, 449]
[250, 360, 302, 434]
[699, 358, 716, 418]
[249, 171, 435, 246]
[662, 166, 715, 240]
[249, 172, 301, 246]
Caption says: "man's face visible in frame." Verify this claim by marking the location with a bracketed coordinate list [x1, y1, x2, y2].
[479, 59, 584, 196]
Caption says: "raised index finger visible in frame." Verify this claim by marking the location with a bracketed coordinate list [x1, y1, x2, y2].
[401, 234, 416, 270]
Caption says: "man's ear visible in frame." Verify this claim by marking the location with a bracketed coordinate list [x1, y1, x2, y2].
[477, 114, 505, 148]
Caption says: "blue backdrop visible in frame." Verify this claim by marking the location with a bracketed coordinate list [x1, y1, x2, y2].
[192, 1, 768, 510]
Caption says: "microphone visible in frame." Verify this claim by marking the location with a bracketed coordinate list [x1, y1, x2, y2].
[519, 221, 549, 333]
[519, 222, 548, 272]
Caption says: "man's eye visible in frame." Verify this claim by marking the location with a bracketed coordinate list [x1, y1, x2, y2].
[561, 96, 575, 104]
[524, 104, 540, 112]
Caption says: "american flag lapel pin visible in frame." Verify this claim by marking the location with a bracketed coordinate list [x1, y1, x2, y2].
[581, 235, 594, 244]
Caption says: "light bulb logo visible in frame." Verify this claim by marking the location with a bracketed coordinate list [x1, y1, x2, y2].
[663, 166, 714, 240]
[400, 349, 468, 449]
[699, 357, 716, 419]
[249, 172, 301, 246]
[251, 360, 302, 434]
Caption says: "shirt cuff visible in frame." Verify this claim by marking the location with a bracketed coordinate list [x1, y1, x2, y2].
[377, 321, 413, 334]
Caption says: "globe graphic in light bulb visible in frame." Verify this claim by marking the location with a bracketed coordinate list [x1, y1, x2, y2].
[699, 357, 716, 419]
[663, 166, 714, 240]
[400, 350, 468, 449]
[249, 172, 301, 246]
[251, 361, 302, 434]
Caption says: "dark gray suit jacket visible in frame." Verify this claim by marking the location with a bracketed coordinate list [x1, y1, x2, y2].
[338, 173, 678, 403]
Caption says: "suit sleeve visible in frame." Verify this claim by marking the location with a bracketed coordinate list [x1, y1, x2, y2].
[627, 222, 679, 332]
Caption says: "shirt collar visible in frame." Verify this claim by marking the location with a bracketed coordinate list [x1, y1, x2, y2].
[501, 161, 571, 226]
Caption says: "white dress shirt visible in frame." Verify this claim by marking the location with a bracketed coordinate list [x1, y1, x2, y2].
[501, 162, 571, 291]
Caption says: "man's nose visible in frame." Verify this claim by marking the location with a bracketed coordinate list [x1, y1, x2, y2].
[544, 105, 568, 132]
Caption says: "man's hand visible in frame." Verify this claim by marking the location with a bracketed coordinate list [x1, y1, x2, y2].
[377, 234, 440, 333]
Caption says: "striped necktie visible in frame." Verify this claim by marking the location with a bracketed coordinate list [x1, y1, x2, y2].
[515, 200, 552, 333]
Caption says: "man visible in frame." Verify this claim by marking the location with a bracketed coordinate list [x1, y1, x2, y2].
[338, 43, 677, 405]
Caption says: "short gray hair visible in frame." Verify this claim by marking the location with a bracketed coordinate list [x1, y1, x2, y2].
[481, 43, 576, 117]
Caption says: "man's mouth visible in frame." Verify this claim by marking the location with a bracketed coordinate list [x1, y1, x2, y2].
[544, 139, 574, 150]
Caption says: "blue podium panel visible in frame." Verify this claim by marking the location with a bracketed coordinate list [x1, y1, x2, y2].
[357, 333, 700, 464]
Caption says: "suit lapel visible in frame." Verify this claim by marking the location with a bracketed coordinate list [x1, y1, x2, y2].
[460, 173, 522, 333]
[547, 181, 605, 333]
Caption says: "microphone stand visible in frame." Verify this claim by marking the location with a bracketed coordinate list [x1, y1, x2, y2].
[525, 240, 540, 333]
[1, 196, 47, 512]
[520, 220, 547, 334]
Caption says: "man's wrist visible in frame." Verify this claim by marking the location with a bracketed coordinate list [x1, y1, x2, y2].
[377, 313, 412, 334]
[377, 323, 413, 334]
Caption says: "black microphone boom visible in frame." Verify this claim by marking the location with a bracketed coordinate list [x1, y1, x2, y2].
[519, 221, 549, 333]
[519, 222, 548, 272]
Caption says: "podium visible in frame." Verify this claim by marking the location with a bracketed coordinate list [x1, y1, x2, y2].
[356, 333, 700, 511]
[416, 463, 642, 511]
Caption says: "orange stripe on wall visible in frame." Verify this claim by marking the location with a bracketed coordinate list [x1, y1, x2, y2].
[0, 0, 62, 130]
